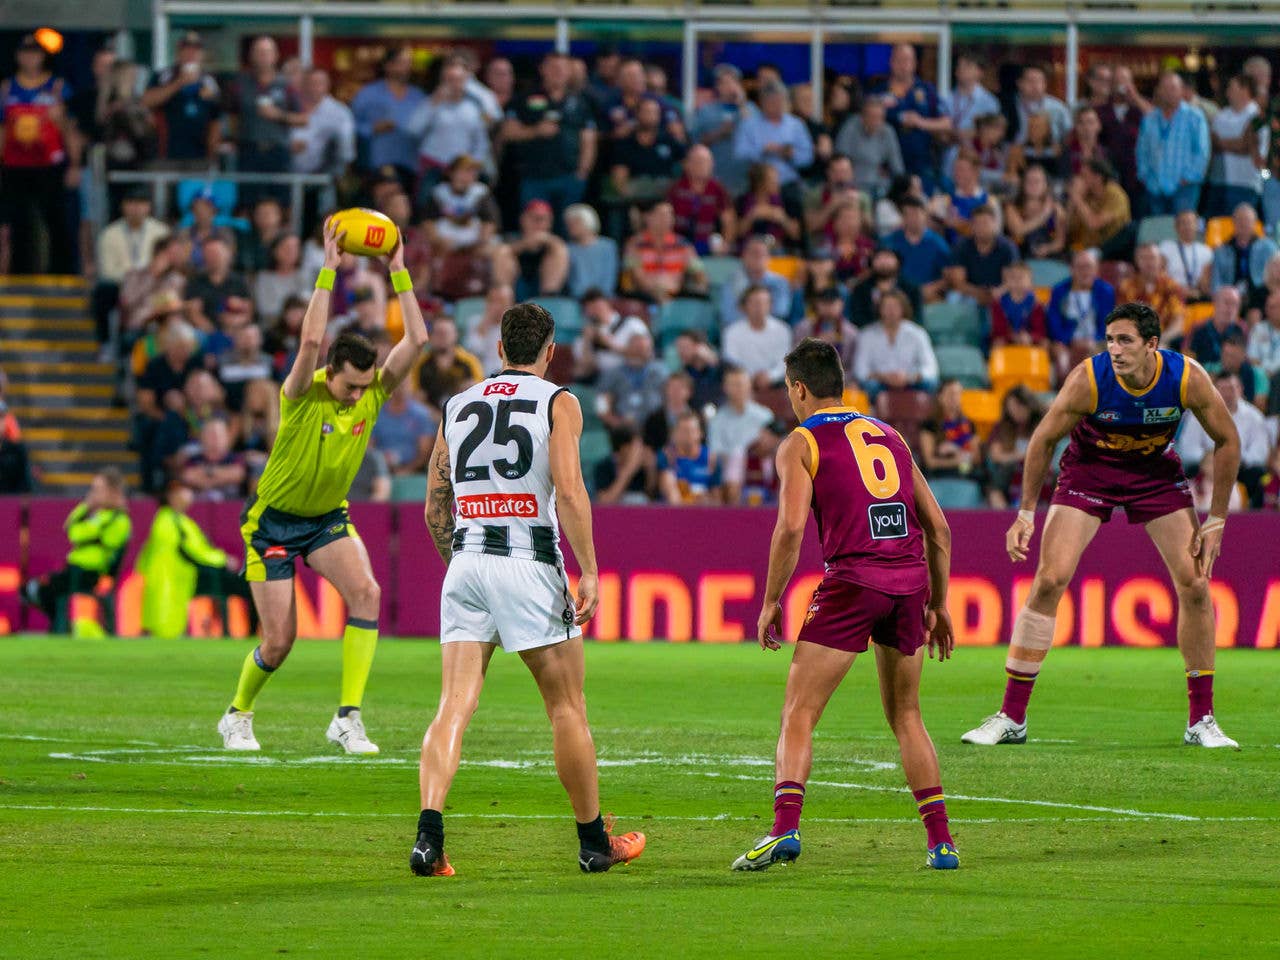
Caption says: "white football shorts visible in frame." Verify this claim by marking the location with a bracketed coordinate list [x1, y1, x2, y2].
[440, 551, 582, 652]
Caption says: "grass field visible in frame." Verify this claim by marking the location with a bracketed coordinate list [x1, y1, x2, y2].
[1, 637, 1277, 959]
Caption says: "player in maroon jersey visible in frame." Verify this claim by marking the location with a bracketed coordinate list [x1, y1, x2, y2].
[961, 302, 1241, 749]
[731, 338, 959, 872]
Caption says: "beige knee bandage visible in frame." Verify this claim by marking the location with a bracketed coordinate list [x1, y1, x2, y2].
[1007, 606, 1055, 674]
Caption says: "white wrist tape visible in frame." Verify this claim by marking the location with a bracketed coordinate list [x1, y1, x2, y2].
[1200, 516, 1226, 535]
[1017, 509, 1036, 526]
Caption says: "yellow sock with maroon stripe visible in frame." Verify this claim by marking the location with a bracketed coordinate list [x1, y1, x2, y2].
[231, 646, 275, 713]
[339, 618, 379, 714]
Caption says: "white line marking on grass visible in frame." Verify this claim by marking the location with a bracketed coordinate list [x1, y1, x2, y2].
[706, 773, 1203, 822]
[1, 804, 1275, 825]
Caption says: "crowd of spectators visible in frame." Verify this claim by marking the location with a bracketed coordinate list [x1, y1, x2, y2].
[6, 32, 1280, 508]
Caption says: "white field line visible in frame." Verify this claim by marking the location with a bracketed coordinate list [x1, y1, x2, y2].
[27, 745, 1244, 824]
[705, 773, 1205, 822]
[0, 803, 1275, 825]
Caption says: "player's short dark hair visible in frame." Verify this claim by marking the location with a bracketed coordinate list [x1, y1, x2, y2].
[1105, 302, 1162, 342]
[501, 302, 556, 365]
[327, 331, 377, 372]
[784, 338, 845, 401]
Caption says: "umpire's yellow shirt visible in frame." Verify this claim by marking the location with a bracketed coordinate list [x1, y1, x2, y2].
[254, 368, 388, 517]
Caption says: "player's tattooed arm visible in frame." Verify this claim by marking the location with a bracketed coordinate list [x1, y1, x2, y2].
[424, 427, 455, 565]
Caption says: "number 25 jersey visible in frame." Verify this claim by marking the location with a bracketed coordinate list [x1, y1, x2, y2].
[444, 371, 566, 566]
[795, 407, 928, 596]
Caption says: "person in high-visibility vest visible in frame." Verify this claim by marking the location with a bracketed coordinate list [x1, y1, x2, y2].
[137, 481, 253, 637]
[22, 468, 132, 632]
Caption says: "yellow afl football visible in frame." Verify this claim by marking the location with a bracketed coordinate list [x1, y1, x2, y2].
[329, 208, 399, 257]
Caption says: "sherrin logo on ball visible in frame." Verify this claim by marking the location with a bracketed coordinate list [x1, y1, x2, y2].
[328, 207, 399, 257]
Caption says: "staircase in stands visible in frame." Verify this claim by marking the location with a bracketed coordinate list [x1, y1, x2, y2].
[0, 276, 138, 496]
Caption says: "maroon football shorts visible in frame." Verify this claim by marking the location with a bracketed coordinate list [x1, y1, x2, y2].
[1052, 457, 1193, 525]
[796, 579, 929, 656]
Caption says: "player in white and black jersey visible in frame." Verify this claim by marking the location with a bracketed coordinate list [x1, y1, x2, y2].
[411, 301, 647, 878]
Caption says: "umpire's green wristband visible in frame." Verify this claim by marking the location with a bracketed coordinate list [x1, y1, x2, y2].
[390, 269, 412, 294]
[315, 268, 336, 292]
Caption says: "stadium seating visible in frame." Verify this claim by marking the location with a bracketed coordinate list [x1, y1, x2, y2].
[1098, 259, 1134, 289]
[960, 388, 1002, 439]
[569, 384, 603, 429]
[1205, 215, 1263, 248]
[452, 296, 487, 335]
[989, 344, 1052, 395]
[874, 389, 934, 453]
[1183, 301, 1215, 339]
[1136, 215, 1178, 246]
[935, 344, 990, 388]
[767, 255, 805, 285]
[929, 476, 985, 509]
[922, 300, 984, 348]
[655, 298, 719, 347]
[390, 474, 427, 502]
[700, 256, 741, 290]
[841, 385, 870, 412]
[529, 297, 584, 343]
[579, 428, 612, 485]
[1027, 258, 1071, 288]
[1034, 286, 1051, 306]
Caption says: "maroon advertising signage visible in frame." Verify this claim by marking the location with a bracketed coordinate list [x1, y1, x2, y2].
[1, 500, 1277, 648]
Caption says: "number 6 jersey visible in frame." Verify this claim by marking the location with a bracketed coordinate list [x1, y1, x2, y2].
[444, 372, 568, 566]
[794, 406, 928, 596]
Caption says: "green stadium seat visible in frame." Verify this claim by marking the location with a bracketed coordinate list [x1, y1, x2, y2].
[529, 297, 584, 343]
[928, 476, 984, 509]
[934, 344, 990, 388]
[1026, 258, 1070, 288]
[1136, 215, 1178, 246]
[922, 301, 984, 348]
[579, 428, 612, 490]
[568, 384, 603, 429]
[701, 256, 741, 290]
[655, 297, 719, 348]
[390, 474, 428, 503]
[452, 296, 486, 336]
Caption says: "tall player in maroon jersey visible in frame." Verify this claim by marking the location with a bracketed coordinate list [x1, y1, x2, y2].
[731, 339, 959, 872]
[961, 302, 1242, 749]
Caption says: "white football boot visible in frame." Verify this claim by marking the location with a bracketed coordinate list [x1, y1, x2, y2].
[218, 710, 261, 751]
[1184, 715, 1239, 749]
[326, 709, 380, 755]
[960, 711, 1028, 745]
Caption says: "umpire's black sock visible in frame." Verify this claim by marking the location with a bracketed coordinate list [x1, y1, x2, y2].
[577, 813, 609, 853]
[418, 809, 445, 853]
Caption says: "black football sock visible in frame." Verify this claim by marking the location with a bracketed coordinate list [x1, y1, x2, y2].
[577, 814, 609, 853]
[418, 809, 444, 853]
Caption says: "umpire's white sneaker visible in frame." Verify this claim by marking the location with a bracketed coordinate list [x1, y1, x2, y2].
[1184, 715, 1239, 749]
[961, 711, 1028, 745]
[218, 710, 261, 751]
[326, 710, 380, 755]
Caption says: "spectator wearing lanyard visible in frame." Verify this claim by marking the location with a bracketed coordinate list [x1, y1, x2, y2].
[1211, 203, 1278, 303]
[1046, 250, 1115, 359]
[1157, 210, 1213, 301]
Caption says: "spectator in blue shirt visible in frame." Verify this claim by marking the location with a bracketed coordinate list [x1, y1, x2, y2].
[1210, 203, 1279, 302]
[719, 234, 792, 324]
[350, 47, 427, 181]
[692, 64, 759, 197]
[733, 81, 814, 193]
[658, 411, 723, 505]
[371, 379, 436, 476]
[1046, 250, 1116, 371]
[885, 196, 951, 300]
[872, 44, 951, 192]
[1137, 70, 1211, 215]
